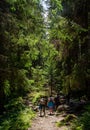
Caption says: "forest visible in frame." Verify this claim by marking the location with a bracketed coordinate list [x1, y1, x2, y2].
[0, 0, 90, 130]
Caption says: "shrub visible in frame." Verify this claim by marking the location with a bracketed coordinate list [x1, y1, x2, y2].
[31, 91, 45, 104]
[71, 104, 90, 130]
[0, 97, 35, 130]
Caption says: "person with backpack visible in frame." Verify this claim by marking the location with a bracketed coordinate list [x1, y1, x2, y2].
[47, 96, 54, 115]
[39, 97, 46, 117]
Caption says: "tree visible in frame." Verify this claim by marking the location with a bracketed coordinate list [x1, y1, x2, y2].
[0, 0, 45, 113]
[48, 0, 89, 98]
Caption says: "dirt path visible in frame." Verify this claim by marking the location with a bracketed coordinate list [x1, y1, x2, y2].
[28, 111, 68, 130]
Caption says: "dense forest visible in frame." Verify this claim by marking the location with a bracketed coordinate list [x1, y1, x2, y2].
[0, 0, 90, 130]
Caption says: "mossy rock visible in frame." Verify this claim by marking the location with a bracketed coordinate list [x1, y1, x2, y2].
[57, 105, 69, 112]
[64, 114, 77, 122]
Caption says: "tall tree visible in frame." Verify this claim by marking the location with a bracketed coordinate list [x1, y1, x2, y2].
[48, 0, 89, 98]
[0, 0, 44, 112]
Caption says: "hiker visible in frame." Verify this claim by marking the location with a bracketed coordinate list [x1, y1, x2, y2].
[44, 96, 48, 108]
[39, 97, 46, 117]
[54, 94, 60, 110]
[47, 96, 54, 115]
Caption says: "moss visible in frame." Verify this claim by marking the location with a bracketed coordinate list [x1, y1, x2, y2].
[56, 121, 65, 127]
[64, 114, 77, 122]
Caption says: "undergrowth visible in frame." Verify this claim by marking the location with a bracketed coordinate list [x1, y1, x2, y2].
[56, 104, 90, 130]
[0, 97, 35, 130]
[30, 91, 46, 104]
[71, 104, 90, 130]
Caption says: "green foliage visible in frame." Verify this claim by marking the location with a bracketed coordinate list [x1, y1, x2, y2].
[64, 114, 77, 122]
[4, 97, 24, 111]
[56, 114, 77, 128]
[31, 91, 46, 104]
[48, 0, 89, 96]
[10, 108, 35, 130]
[56, 121, 65, 127]
[50, 0, 63, 16]
[0, 108, 35, 130]
[0, 0, 89, 124]
[71, 105, 90, 130]
[31, 67, 47, 90]
[0, 97, 35, 130]
[6, 0, 18, 4]
[4, 80, 10, 96]
[80, 112, 90, 130]
[0, 0, 45, 111]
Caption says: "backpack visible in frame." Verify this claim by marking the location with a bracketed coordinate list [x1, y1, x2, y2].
[40, 98, 45, 105]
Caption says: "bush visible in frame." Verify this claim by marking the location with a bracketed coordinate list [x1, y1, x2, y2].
[31, 91, 45, 104]
[0, 97, 35, 130]
[71, 104, 90, 130]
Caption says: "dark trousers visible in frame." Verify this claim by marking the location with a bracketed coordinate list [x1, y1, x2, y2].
[39, 104, 45, 116]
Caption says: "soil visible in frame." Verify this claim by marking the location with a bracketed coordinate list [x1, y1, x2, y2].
[28, 111, 69, 130]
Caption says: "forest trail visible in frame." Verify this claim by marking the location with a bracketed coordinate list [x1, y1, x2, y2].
[28, 111, 68, 130]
